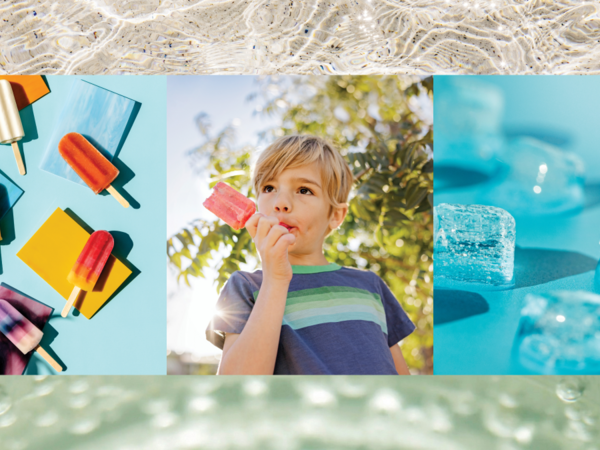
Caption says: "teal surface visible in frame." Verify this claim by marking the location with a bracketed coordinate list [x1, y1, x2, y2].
[0, 76, 166, 375]
[434, 75, 600, 375]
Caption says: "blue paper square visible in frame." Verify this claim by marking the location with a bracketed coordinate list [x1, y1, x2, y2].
[39, 80, 135, 187]
[0, 172, 23, 220]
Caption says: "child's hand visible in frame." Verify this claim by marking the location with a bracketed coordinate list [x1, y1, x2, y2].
[246, 213, 296, 283]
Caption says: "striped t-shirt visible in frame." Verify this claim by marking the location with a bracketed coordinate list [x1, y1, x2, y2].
[206, 263, 415, 375]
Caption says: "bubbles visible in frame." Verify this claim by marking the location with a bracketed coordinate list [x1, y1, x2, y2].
[556, 379, 585, 403]
[0, 376, 597, 448]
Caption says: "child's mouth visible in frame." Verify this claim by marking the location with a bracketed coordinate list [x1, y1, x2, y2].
[279, 222, 294, 232]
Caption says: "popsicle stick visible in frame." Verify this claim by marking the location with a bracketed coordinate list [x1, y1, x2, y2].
[61, 286, 81, 318]
[11, 142, 26, 175]
[106, 185, 129, 208]
[35, 346, 63, 372]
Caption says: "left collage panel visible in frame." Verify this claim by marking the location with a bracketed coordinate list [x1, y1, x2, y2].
[0, 76, 167, 375]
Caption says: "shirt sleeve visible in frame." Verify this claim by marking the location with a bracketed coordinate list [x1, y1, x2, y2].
[375, 274, 416, 347]
[205, 272, 256, 349]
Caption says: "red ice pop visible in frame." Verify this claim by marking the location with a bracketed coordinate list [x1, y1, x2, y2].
[0, 299, 62, 372]
[203, 182, 256, 230]
[58, 132, 130, 208]
[61, 230, 114, 318]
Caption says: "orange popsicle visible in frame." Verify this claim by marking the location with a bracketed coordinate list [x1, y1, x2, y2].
[58, 132, 129, 208]
[61, 230, 114, 318]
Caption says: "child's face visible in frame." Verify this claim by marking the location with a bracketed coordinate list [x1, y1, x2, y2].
[257, 161, 346, 258]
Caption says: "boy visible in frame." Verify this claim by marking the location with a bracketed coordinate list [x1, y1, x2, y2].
[206, 135, 415, 375]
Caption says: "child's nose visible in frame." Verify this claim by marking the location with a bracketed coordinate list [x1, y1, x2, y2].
[274, 194, 292, 212]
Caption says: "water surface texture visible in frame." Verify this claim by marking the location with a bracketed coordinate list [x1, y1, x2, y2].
[1, 0, 599, 74]
[0, 376, 599, 449]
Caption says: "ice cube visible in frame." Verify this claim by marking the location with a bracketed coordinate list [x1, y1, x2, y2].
[435, 77, 505, 175]
[434, 203, 516, 289]
[514, 291, 600, 374]
[478, 137, 585, 216]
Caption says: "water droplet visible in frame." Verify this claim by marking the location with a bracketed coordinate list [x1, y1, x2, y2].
[368, 388, 401, 412]
[69, 380, 90, 394]
[0, 387, 12, 415]
[151, 411, 178, 428]
[188, 396, 215, 413]
[0, 411, 17, 428]
[69, 417, 100, 435]
[303, 386, 337, 407]
[556, 379, 584, 403]
[242, 379, 268, 397]
[35, 410, 59, 427]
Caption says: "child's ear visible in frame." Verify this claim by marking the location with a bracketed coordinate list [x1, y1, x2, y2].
[329, 203, 349, 230]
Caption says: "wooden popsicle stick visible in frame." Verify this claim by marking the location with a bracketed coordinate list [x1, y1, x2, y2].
[106, 185, 129, 208]
[11, 142, 26, 175]
[61, 286, 81, 318]
[35, 346, 63, 372]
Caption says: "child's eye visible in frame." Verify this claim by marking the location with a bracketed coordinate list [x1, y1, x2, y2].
[299, 187, 313, 195]
[262, 185, 274, 193]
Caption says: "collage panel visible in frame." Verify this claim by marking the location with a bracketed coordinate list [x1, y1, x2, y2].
[434, 75, 600, 375]
[0, 75, 166, 375]
[167, 75, 433, 375]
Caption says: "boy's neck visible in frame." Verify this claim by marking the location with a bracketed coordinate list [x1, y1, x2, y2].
[288, 252, 330, 266]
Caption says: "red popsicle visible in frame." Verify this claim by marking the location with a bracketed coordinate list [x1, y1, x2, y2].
[58, 132, 129, 208]
[203, 182, 256, 230]
[61, 230, 114, 317]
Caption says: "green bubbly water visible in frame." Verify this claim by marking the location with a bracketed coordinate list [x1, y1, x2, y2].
[0, 376, 598, 450]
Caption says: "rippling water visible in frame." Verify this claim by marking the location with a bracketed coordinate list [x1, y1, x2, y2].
[1, 0, 599, 74]
[0, 376, 598, 449]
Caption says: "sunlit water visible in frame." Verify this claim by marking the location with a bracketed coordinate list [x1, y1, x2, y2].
[1, 0, 599, 74]
[0, 376, 598, 449]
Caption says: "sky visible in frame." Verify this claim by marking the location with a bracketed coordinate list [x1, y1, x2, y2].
[166, 76, 278, 359]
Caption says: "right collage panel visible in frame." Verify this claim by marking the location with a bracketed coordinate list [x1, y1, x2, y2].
[434, 76, 600, 375]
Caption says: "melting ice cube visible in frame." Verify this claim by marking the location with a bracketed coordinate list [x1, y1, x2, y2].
[479, 137, 585, 216]
[435, 77, 505, 175]
[514, 291, 600, 374]
[434, 203, 516, 289]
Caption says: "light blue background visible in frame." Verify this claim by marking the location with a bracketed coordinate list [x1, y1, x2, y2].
[0, 76, 166, 375]
[434, 75, 600, 375]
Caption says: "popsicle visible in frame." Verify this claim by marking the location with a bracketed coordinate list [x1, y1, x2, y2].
[203, 182, 256, 230]
[58, 132, 129, 208]
[62, 230, 114, 318]
[0, 79, 26, 175]
[0, 299, 62, 372]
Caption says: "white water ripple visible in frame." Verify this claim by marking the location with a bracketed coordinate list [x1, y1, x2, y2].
[0, 0, 599, 74]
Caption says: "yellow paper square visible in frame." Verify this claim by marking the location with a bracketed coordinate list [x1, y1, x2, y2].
[17, 208, 132, 319]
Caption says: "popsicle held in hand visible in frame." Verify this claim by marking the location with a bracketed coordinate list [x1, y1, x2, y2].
[203, 182, 256, 230]
[0, 79, 26, 175]
[62, 230, 114, 317]
[0, 299, 62, 372]
[58, 132, 129, 208]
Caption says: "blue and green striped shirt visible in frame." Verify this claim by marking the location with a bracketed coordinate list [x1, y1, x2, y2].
[206, 263, 415, 375]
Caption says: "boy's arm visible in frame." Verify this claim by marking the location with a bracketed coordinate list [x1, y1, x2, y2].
[217, 279, 290, 375]
[217, 213, 295, 375]
[390, 344, 411, 375]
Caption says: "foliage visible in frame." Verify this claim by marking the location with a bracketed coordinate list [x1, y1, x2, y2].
[167, 75, 433, 373]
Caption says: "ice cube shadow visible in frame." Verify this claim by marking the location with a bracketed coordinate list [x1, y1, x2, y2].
[434, 289, 489, 325]
[434, 165, 495, 192]
[513, 246, 597, 289]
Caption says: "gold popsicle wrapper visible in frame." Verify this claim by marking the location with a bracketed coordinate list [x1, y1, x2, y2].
[0, 79, 25, 145]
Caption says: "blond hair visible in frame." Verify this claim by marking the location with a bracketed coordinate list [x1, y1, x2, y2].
[253, 135, 353, 216]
